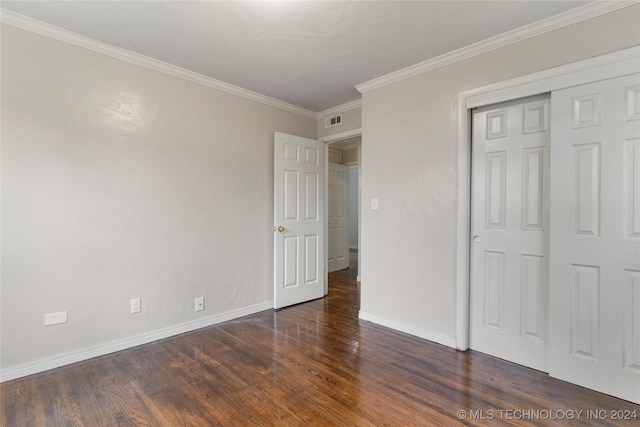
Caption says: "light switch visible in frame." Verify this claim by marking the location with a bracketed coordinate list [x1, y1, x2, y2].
[371, 198, 378, 210]
[44, 311, 68, 326]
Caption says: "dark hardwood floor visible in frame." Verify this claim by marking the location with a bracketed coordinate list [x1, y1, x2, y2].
[2, 254, 639, 426]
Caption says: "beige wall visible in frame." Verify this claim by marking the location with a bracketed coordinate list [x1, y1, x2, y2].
[1, 24, 316, 370]
[342, 147, 359, 165]
[360, 6, 640, 342]
[328, 148, 343, 164]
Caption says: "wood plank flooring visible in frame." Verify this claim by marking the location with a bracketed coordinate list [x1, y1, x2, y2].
[2, 258, 639, 426]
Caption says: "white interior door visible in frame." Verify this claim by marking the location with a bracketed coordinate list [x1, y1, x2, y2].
[328, 162, 349, 273]
[549, 73, 640, 404]
[470, 94, 550, 372]
[274, 132, 326, 309]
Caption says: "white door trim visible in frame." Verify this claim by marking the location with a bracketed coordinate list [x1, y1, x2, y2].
[455, 46, 640, 350]
[319, 128, 362, 144]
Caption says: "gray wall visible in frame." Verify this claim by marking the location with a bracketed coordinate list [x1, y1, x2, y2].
[360, 6, 640, 342]
[1, 24, 316, 370]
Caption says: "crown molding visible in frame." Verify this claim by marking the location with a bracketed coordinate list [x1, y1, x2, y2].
[0, 9, 317, 119]
[317, 99, 362, 119]
[356, 1, 637, 94]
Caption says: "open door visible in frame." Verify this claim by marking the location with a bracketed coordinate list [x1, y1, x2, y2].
[274, 132, 326, 309]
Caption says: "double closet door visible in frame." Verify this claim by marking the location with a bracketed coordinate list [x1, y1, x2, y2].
[470, 74, 640, 404]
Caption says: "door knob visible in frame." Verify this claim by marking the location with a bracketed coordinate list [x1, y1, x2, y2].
[473, 235, 481, 243]
[276, 226, 286, 232]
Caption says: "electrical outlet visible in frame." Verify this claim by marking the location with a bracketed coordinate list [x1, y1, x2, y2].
[195, 297, 204, 312]
[130, 298, 141, 314]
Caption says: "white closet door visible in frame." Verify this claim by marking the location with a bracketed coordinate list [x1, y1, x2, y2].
[549, 73, 640, 404]
[470, 95, 550, 372]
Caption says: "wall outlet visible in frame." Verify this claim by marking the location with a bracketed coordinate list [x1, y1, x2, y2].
[130, 298, 141, 314]
[195, 297, 204, 312]
[44, 311, 68, 326]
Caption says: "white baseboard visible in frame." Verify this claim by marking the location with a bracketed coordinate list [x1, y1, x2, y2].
[358, 310, 456, 349]
[0, 301, 273, 382]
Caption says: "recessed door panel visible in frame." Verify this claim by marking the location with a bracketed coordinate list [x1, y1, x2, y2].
[486, 152, 506, 229]
[574, 143, 600, 236]
[486, 110, 507, 139]
[624, 138, 640, 237]
[522, 148, 544, 230]
[283, 237, 299, 288]
[284, 170, 299, 221]
[523, 101, 548, 134]
[484, 251, 505, 329]
[570, 265, 600, 360]
[305, 147, 319, 165]
[305, 235, 318, 284]
[624, 270, 640, 373]
[284, 143, 299, 161]
[521, 254, 544, 339]
[572, 93, 601, 128]
[305, 172, 318, 220]
[625, 85, 640, 121]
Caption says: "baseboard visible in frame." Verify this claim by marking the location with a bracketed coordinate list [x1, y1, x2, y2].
[358, 310, 456, 349]
[0, 301, 273, 382]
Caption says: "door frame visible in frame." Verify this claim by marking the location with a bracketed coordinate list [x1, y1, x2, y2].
[455, 46, 640, 350]
[321, 128, 362, 293]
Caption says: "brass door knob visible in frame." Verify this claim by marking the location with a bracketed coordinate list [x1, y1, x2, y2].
[277, 226, 286, 232]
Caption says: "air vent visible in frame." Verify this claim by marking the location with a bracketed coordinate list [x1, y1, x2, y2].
[324, 114, 343, 129]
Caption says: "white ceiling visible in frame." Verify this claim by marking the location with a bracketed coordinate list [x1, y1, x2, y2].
[2, 1, 591, 112]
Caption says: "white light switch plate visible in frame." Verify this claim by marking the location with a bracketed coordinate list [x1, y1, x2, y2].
[44, 311, 68, 326]
[371, 198, 378, 210]
[130, 298, 141, 314]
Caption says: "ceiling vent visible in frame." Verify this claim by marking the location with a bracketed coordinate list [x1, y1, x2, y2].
[325, 114, 343, 129]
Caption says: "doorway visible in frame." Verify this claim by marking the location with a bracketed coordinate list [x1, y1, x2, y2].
[324, 134, 361, 282]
